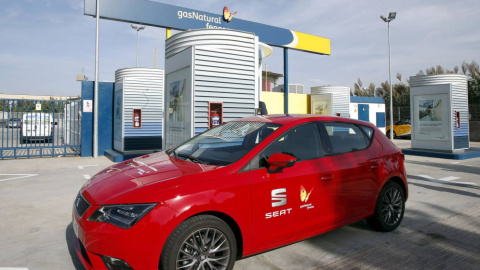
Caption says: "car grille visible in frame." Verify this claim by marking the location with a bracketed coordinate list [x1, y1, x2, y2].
[74, 193, 91, 218]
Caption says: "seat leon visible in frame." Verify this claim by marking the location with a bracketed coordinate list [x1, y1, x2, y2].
[72, 115, 407, 270]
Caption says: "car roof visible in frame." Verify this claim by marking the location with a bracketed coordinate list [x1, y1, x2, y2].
[233, 114, 377, 127]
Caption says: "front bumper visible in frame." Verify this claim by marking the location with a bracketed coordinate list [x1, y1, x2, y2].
[72, 203, 177, 270]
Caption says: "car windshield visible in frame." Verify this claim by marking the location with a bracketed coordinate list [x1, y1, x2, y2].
[169, 121, 281, 166]
[396, 118, 410, 125]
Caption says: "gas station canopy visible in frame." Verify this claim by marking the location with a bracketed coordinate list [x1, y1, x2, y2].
[84, 0, 330, 55]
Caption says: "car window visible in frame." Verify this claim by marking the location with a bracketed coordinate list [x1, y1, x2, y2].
[359, 125, 374, 139]
[171, 121, 281, 166]
[323, 122, 370, 155]
[250, 123, 323, 170]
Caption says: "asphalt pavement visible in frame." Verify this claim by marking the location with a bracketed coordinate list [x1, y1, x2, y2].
[0, 139, 479, 270]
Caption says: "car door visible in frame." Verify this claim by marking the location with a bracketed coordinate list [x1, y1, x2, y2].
[245, 122, 337, 250]
[320, 122, 381, 222]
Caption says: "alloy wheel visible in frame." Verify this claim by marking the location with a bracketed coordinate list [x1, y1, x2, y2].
[381, 187, 403, 226]
[176, 228, 231, 270]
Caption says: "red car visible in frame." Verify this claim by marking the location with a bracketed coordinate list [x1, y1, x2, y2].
[72, 115, 407, 270]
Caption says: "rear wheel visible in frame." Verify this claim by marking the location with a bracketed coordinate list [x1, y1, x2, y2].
[160, 215, 237, 270]
[367, 181, 405, 232]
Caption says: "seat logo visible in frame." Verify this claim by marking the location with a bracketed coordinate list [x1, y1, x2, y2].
[271, 188, 287, 207]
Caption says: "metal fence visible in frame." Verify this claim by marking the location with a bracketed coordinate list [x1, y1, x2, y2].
[385, 106, 411, 125]
[469, 104, 480, 121]
[0, 99, 81, 159]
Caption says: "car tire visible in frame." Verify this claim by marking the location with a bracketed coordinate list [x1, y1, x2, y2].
[386, 130, 397, 139]
[160, 215, 237, 270]
[367, 181, 405, 232]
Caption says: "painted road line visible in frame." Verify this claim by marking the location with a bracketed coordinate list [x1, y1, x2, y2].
[0, 268, 29, 270]
[77, 165, 99, 170]
[83, 175, 91, 180]
[439, 176, 460, 182]
[0, 174, 38, 183]
[417, 175, 477, 187]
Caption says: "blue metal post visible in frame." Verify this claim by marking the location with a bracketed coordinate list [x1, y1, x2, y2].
[284, 48, 289, 114]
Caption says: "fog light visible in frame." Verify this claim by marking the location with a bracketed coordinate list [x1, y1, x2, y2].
[102, 255, 133, 270]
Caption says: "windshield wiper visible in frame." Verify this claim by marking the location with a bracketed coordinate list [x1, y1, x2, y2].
[177, 153, 210, 165]
[167, 149, 178, 158]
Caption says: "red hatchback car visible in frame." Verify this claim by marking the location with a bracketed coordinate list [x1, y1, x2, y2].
[72, 115, 407, 270]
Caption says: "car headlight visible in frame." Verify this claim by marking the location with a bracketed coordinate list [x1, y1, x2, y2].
[88, 203, 157, 229]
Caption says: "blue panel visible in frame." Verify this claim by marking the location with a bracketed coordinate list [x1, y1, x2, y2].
[453, 123, 469, 149]
[453, 123, 469, 137]
[81, 81, 93, 157]
[81, 81, 114, 157]
[84, 0, 330, 54]
[124, 122, 162, 136]
[284, 48, 289, 113]
[350, 96, 385, 104]
[402, 148, 480, 160]
[358, 104, 369, 122]
[454, 135, 469, 149]
[376, 112, 386, 127]
[98, 82, 114, 156]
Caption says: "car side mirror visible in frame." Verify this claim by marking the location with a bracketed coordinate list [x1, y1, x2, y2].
[267, 153, 297, 173]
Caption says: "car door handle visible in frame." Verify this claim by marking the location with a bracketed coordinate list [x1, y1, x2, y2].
[370, 163, 380, 170]
[320, 175, 333, 181]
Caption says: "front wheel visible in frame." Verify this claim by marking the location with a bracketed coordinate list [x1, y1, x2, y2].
[367, 181, 405, 232]
[160, 215, 237, 270]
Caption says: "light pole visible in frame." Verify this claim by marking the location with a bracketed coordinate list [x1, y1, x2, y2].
[380, 12, 396, 140]
[131, 24, 145, 67]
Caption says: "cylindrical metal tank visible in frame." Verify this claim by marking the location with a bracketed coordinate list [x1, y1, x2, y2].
[115, 67, 164, 83]
[410, 74, 467, 92]
[163, 29, 259, 149]
[113, 67, 164, 152]
[310, 86, 350, 117]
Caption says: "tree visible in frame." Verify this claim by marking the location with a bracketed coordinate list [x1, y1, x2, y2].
[353, 78, 364, 96]
[376, 87, 386, 98]
[367, 83, 375, 96]
[466, 61, 480, 104]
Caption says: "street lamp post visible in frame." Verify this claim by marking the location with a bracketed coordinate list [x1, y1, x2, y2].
[131, 25, 145, 67]
[380, 12, 396, 140]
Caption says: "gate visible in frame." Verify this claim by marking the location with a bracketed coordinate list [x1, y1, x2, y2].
[0, 99, 81, 159]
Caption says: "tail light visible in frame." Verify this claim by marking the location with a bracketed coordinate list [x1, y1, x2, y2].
[51, 122, 53, 131]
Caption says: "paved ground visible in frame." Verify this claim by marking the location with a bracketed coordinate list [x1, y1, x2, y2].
[0, 139, 479, 270]
[321, 206, 480, 270]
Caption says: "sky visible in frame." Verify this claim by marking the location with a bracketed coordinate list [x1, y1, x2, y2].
[1, 0, 479, 97]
